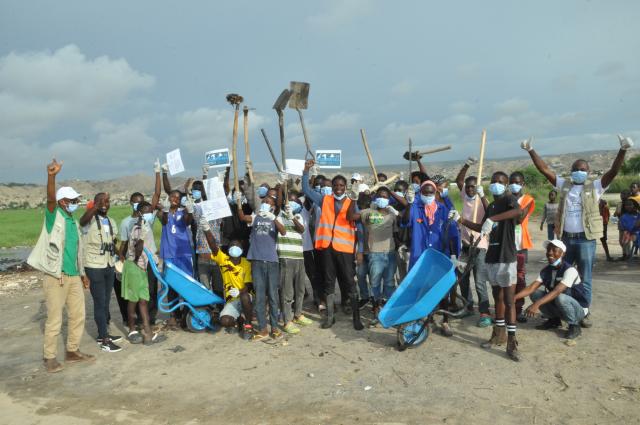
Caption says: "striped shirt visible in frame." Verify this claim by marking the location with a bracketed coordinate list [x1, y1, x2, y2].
[276, 212, 305, 259]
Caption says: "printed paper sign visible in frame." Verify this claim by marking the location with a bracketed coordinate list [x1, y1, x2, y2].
[166, 149, 185, 176]
[205, 148, 231, 168]
[316, 150, 342, 169]
[203, 177, 224, 200]
[199, 178, 232, 220]
[285, 159, 306, 176]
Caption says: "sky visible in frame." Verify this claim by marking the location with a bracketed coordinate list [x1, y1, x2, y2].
[1, 1, 639, 183]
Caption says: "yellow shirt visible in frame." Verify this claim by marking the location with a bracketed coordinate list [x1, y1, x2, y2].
[210, 250, 252, 301]
[630, 194, 640, 205]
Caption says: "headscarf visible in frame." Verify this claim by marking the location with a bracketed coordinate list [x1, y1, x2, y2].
[421, 180, 438, 225]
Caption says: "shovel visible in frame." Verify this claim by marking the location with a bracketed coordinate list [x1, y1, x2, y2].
[226, 93, 243, 195]
[243, 106, 255, 184]
[288, 81, 314, 160]
[273, 89, 292, 204]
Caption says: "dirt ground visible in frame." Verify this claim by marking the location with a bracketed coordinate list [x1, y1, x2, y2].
[1, 220, 640, 425]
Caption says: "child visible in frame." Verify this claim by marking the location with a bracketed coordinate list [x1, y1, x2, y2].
[619, 199, 640, 260]
[236, 192, 286, 340]
[599, 199, 613, 262]
[614, 190, 631, 260]
[121, 202, 164, 345]
[540, 190, 559, 241]
[457, 171, 522, 361]
[276, 191, 312, 334]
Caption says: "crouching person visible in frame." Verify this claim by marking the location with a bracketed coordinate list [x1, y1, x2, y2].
[515, 239, 588, 339]
[200, 218, 254, 337]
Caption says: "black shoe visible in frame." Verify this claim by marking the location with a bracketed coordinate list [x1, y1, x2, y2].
[565, 324, 582, 339]
[96, 334, 122, 344]
[516, 313, 528, 323]
[535, 317, 561, 330]
[100, 340, 122, 353]
[580, 314, 592, 328]
[358, 298, 370, 310]
[322, 294, 335, 329]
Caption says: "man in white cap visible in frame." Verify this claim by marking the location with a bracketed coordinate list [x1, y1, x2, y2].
[27, 159, 94, 373]
[514, 239, 588, 339]
[350, 172, 370, 195]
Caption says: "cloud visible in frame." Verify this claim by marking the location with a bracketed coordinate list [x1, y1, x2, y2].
[382, 113, 476, 146]
[284, 111, 361, 151]
[306, 0, 372, 31]
[0, 45, 154, 139]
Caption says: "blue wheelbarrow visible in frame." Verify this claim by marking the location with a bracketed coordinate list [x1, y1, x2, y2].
[145, 248, 225, 332]
[378, 243, 478, 351]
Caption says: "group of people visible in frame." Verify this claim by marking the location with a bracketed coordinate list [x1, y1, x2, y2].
[29, 135, 635, 373]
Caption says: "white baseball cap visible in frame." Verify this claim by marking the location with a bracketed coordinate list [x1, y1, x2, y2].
[543, 239, 566, 253]
[351, 172, 362, 181]
[56, 186, 81, 201]
[357, 183, 370, 194]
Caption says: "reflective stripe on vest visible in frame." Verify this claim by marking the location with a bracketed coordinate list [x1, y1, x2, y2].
[314, 196, 356, 253]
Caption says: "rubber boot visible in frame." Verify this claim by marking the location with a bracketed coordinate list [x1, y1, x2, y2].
[321, 294, 336, 329]
[351, 298, 364, 331]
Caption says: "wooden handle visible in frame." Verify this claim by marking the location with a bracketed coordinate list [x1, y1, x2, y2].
[260, 128, 282, 172]
[472, 130, 487, 222]
[231, 105, 240, 194]
[278, 111, 288, 203]
[415, 145, 452, 156]
[297, 108, 314, 159]
[243, 107, 254, 184]
[360, 129, 379, 184]
[408, 138, 413, 178]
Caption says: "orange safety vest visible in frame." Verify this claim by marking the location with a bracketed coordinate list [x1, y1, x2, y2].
[518, 193, 535, 250]
[314, 196, 356, 253]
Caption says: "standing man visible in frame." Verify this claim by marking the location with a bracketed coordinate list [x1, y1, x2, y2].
[521, 135, 633, 326]
[27, 159, 95, 373]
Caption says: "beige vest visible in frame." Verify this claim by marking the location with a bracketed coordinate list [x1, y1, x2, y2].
[27, 209, 84, 278]
[555, 179, 603, 240]
[82, 216, 117, 268]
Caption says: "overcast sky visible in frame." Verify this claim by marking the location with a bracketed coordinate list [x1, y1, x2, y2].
[1, 1, 639, 182]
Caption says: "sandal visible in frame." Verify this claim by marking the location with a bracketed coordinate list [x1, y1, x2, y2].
[143, 331, 167, 346]
[127, 331, 143, 344]
[270, 329, 283, 340]
[250, 332, 269, 342]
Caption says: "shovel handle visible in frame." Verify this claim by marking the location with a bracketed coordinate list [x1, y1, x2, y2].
[243, 107, 254, 184]
[231, 105, 241, 194]
[472, 130, 487, 222]
[260, 129, 282, 172]
[360, 129, 379, 184]
[297, 108, 315, 160]
[278, 111, 288, 204]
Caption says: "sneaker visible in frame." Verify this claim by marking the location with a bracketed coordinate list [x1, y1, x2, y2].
[96, 334, 122, 344]
[580, 314, 592, 328]
[293, 315, 313, 326]
[477, 315, 493, 328]
[283, 322, 300, 334]
[535, 317, 562, 330]
[100, 340, 122, 353]
[565, 324, 582, 339]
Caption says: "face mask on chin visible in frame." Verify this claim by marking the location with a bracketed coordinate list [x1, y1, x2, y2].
[333, 193, 346, 201]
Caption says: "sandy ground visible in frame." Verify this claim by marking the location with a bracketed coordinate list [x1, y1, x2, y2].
[1, 220, 640, 425]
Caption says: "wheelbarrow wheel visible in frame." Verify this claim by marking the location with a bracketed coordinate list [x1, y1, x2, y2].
[397, 319, 429, 351]
[185, 308, 212, 333]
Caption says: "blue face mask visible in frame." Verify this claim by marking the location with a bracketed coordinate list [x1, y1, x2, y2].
[333, 193, 346, 201]
[257, 186, 268, 198]
[394, 191, 405, 198]
[142, 212, 155, 224]
[66, 203, 79, 214]
[570, 170, 588, 184]
[321, 186, 332, 196]
[290, 201, 302, 214]
[420, 194, 435, 205]
[192, 190, 202, 200]
[551, 257, 562, 267]
[314, 185, 322, 193]
[489, 183, 506, 196]
[228, 245, 243, 258]
[180, 196, 187, 206]
[508, 183, 523, 194]
[440, 187, 449, 198]
[132, 202, 139, 212]
[411, 183, 420, 193]
[259, 202, 272, 213]
[374, 197, 389, 209]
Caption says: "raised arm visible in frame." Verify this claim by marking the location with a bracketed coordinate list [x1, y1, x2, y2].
[302, 160, 323, 206]
[162, 169, 172, 195]
[79, 193, 106, 227]
[455, 157, 477, 190]
[601, 135, 632, 187]
[521, 139, 556, 186]
[46, 158, 63, 213]
[151, 159, 162, 210]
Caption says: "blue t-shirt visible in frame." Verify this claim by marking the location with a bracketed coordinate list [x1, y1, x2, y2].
[160, 209, 193, 259]
[620, 213, 640, 232]
[247, 214, 279, 263]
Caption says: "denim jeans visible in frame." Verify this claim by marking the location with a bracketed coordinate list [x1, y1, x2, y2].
[547, 224, 556, 241]
[357, 254, 370, 299]
[562, 234, 596, 307]
[85, 266, 115, 340]
[252, 260, 280, 331]
[459, 247, 490, 314]
[368, 251, 397, 301]
[530, 290, 585, 325]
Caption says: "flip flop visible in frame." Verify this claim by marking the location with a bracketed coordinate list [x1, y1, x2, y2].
[143, 332, 167, 346]
[250, 333, 269, 342]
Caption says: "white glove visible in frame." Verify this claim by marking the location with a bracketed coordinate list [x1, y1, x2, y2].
[161, 198, 170, 212]
[228, 287, 240, 298]
[198, 216, 211, 232]
[465, 157, 477, 166]
[185, 196, 195, 214]
[277, 171, 289, 184]
[454, 256, 467, 273]
[476, 186, 485, 198]
[310, 165, 319, 177]
[618, 134, 634, 151]
[284, 204, 294, 219]
[154, 158, 161, 173]
[448, 209, 460, 222]
[386, 205, 399, 216]
[234, 191, 243, 205]
[520, 137, 533, 152]
[406, 185, 415, 204]
[259, 211, 276, 221]
[161, 163, 169, 173]
[202, 164, 209, 176]
[244, 158, 252, 170]
[481, 218, 495, 236]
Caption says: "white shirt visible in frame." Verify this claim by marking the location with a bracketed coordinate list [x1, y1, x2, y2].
[535, 266, 580, 289]
[555, 176, 606, 233]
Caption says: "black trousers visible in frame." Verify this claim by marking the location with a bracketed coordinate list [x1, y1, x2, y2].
[319, 248, 358, 302]
[85, 266, 115, 339]
[303, 250, 324, 304]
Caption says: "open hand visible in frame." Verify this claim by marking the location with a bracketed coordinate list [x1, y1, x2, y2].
[525, 303, 540, 317]
[81, 276, 90, 289]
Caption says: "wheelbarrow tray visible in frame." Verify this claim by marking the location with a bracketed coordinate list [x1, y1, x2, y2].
[163, 261, 225, 307]
[378, 248, 456, 328]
